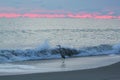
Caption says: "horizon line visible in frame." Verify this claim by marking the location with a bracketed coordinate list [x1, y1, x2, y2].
[0, 13, 120, 19]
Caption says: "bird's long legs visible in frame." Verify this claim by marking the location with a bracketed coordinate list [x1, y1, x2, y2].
[62, 58, 65, 63]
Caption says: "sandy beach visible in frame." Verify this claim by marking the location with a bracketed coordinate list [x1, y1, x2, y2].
[0, 56, 120, 80]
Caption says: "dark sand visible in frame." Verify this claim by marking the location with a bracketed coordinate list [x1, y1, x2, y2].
[0, 62, 120, 80]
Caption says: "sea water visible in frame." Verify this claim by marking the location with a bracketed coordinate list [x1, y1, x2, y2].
[0, 18, 120, 62]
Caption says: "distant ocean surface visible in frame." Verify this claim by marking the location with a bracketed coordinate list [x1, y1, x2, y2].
[0, 18, 120, 63]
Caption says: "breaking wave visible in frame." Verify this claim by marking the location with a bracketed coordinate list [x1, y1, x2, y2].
[0, 41, 120, 63]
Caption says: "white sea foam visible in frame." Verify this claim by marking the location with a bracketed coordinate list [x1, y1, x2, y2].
[0, 41, 120, 63]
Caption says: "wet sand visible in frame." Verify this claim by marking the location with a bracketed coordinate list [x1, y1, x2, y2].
[0, 56, 120, 80]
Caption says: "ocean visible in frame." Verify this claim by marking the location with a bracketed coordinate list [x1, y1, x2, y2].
[0, 18, 120, 63]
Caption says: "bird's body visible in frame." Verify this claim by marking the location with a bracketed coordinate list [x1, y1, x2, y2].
[57, 45, 65, 63]
[61, 54, 65, 59]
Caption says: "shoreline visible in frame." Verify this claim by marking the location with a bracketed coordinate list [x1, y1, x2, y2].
[0, 55, 120, 80]
[0, 61, 120, 80]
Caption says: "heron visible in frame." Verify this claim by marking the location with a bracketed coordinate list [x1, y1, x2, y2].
[57, 45, 65, 63]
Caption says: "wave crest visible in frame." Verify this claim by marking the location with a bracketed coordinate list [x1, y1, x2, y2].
[0, 41, 120, 63]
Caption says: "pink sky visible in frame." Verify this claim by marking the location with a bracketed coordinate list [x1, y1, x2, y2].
[0, 0, 120, 19]
[0, 13, 119, 19]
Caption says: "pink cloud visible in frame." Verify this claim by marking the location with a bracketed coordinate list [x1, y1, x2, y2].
[22, 14, 40, 18]
[0, 7, 119, 19]
[0, 13, 119, 19]
[94, 15, 114, 19]
[67, 13, 92, 18]
[117, 16, 120, 19]
[107, 11, 114, 15]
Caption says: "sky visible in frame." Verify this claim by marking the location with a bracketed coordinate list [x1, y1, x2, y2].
[0, 0, 120, 19]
